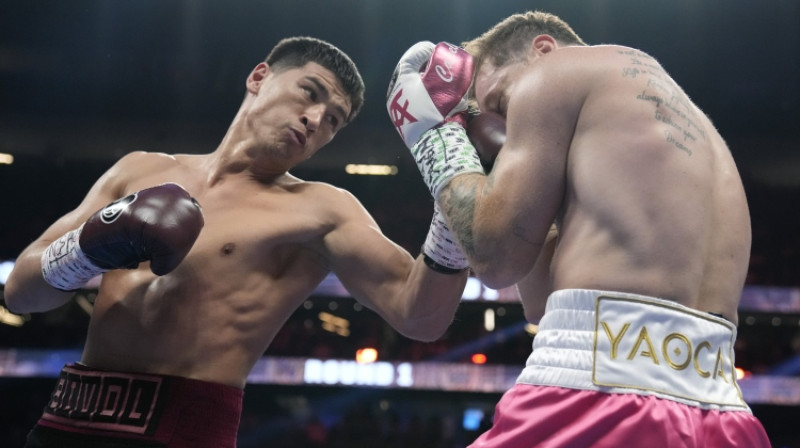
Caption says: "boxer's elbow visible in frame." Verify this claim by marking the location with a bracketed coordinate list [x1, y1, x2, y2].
[3, 279, 31, 314]
[397, 318, 449, 342]
[394, 308, 453, 342]
[3, 273, 25, 311]
[3, 274, 72, 314]
[472, 267, 519, 290]
[471, 256, 531, 290]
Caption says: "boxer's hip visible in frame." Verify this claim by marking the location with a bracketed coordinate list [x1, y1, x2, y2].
[517, 289, 750, 412]
[34, 363, 243, 447]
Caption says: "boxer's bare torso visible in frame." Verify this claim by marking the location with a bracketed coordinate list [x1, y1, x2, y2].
[5, 61, 467, 388]
[470, 45, 750, 324]
[80, 152, 345, 388]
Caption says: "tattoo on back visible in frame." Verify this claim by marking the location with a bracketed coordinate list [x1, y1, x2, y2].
[619, 49, 707, 156]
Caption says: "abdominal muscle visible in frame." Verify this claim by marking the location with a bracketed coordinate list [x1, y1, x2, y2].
[80, 247, 327, 388]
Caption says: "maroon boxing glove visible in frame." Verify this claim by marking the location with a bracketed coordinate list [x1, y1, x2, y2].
[41, 183, 204, 290]
[81, 183, 204, 275]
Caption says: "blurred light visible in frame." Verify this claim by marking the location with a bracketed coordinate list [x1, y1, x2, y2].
[483, 286, 499, 301]
[484, 308, 495, 331]
[0, 305, 25, 327]
[462, 277, 482, 300]
[320, 322, 349, 336]
[0, 260, 14, 285]
[771, 317, 782, 326]
[735, 367, 750, 380]
[524, 323, 539, 335]
[74, 295, 94, 315]
[462, 277, 501, 301]
[319, 311, 350, 336]
[356, 347, 378, 364]
[471, 353, 487, 364]
[462, 408, 484, 431]
[345, 164, 398, 176]
[0, 153, 13, 165]
[745, 316, 756, 325]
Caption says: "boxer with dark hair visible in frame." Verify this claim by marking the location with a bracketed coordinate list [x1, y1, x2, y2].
[388, 11, 770, 447]
[5, 36, 468, 448]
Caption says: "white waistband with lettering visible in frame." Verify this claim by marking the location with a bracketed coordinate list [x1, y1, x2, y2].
[516, 289, 750, 412]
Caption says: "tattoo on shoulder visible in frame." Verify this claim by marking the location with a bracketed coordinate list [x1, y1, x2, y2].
[619, 50, 707, 156]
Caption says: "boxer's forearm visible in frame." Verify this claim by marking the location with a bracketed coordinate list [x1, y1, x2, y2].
[4, 242, 77, 313]
[439, 173, 541, 289]
[396, 255, 468, 341]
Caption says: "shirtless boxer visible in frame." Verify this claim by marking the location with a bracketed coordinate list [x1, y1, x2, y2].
[387, 11, 770, 447]
[4, 36, 469, 448]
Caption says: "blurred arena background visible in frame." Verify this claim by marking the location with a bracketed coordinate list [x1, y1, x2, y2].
[1, 0, 799, 446]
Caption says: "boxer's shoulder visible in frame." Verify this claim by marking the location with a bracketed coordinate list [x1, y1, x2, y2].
[275, 178, 370, 222]
[106, 151, 192, 187]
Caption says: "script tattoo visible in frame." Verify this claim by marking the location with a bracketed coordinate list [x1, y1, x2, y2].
[619, 49, 707, 155]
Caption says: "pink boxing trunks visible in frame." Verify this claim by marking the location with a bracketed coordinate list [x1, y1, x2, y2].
[26, 363, 243, 448]
[469, 289, 771, 448]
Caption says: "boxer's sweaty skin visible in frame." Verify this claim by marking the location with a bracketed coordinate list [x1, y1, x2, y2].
[5, 61, 468, 390]
[443, 44, 749, 326]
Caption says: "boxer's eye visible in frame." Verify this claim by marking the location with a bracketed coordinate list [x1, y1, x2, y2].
[302, 86, 317, 101]
[326, 114, 340, 129]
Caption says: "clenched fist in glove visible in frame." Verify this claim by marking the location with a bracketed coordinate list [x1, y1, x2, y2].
[387, 41, 485, 274]
[386, 41, 485, 200]
[41, 183, 204, 291]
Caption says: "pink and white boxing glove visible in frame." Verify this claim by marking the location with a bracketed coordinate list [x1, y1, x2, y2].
[386, 41, 484, 200]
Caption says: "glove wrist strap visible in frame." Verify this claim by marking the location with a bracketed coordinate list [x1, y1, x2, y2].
[422, 253, 467, 275]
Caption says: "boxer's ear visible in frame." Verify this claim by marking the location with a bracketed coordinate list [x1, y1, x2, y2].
[531, 35, 557, 55]
[246, 63, 270, 93]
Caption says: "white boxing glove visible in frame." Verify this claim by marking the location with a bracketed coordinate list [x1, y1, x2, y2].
[387, 41, 474, 147]
[386, 41, 484, 199]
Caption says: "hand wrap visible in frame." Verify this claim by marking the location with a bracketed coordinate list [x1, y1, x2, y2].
[422, 202, 468, 273]
[41, 225, 107, 291]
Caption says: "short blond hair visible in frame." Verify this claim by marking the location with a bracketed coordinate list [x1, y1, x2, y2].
[463, 11, 587, 72]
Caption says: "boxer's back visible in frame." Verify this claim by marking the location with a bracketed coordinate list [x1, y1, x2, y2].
[550, 45, 750, 323]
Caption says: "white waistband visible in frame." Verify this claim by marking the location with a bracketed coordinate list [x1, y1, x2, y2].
[517, 289, 750, 412]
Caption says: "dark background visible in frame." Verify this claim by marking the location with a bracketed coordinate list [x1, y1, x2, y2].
[1, 0, 799, 204]
[1, 1, 799, 447]
[2, 0, 799, 282]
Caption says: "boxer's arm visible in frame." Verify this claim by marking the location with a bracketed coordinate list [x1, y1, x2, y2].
[4, 159, 130, 313]
[387, 42, 484, 200]
[321, 191, 467, 341]
[438, 58, 584, 289]
[516, 224, 558, 324]
[4, 152, 203, 314]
